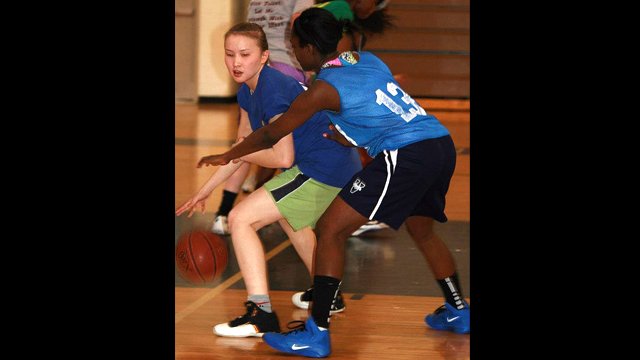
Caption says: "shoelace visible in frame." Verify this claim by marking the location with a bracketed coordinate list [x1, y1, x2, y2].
[433, 304, 447, 314]
[283, 320, 306, 335]
[433, 303, 469, 315]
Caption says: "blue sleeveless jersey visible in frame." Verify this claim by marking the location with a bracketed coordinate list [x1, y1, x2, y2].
[315, 52, 450, 157]
[237, 65, 361, 188]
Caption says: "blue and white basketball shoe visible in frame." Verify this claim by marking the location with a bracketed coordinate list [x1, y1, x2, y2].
[425, 302, 470, 334]
[262, 317, 331, 358]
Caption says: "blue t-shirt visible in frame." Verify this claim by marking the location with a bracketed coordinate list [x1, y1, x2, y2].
[315, 52, 450, 158]
[237, 65, 361, 188]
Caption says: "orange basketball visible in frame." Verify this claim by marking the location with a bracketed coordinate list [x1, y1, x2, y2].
[175, 230, 229, 285]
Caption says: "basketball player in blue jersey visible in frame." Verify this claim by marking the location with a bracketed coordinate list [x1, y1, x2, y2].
[176, 22, 361, 338]
[211, 0, 316, 237]
[197, 8, 469, 357]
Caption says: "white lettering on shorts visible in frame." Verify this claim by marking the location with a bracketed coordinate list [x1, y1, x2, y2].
[350, 178, 366, 193]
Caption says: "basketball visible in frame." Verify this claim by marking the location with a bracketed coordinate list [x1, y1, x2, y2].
[175, 230, 229, 285]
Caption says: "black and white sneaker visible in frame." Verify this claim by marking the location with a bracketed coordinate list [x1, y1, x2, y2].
[291, 287, 346, 314]
[213, 301, 280, 337]
[351, 220, 389, 236]
[212, 215, 230, 235]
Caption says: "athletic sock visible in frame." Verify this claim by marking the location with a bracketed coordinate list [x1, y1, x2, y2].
[311, 275, 341, 329]
[437, 272, 467, 309]
[218, 190, 238, 216]
[248, 294, 272, 313]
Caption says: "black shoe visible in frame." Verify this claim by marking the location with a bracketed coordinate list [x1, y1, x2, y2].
[213, 301, 281, 337]
[291, 287, 345, 314]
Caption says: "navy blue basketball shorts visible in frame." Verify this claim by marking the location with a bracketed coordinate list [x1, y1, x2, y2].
[338, 135, 456, 230]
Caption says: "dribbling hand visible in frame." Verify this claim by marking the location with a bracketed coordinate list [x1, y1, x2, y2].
[175, 197, 206, 218]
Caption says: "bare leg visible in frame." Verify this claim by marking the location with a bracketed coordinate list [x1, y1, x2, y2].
[309, 196, 367, 328]
[228, 187, 283, 295]
[279, 220, 315, 275]
[407, 217, 470, 334]
[314, 196, 368, 279]
[404, 215, 456, 279]
[223, 161, 250, 193]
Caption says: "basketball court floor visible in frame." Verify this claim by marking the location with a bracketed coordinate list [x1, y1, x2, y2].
[175, 99, 470, 359]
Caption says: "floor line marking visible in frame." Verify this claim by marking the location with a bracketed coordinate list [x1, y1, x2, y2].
[175, 239, 292, 324]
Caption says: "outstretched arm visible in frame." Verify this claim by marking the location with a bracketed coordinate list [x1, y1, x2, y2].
[198, 80, 340, 167]
[175, 110, 250, 217]
[175, 157, 244, 217]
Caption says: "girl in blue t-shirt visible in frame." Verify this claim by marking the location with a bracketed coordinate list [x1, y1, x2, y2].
[176, 22, 361, 338]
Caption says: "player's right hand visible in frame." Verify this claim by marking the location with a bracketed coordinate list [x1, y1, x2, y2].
[175, 196, 206, 218]
[198, 154, 230, 167]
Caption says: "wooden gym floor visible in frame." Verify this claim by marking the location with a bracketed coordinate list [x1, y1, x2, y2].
[175, 98, 470, 359]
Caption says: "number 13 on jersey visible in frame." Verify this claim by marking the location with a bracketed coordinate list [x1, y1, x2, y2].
[375, 82, 427, 122]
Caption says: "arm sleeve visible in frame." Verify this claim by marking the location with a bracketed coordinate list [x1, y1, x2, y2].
[237, 86, 249, 112]
[261, 79, 300, 122]
[263, 92, 293, 122]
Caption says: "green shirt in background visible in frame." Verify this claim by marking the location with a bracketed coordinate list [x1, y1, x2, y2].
[314, 0, 354, 21]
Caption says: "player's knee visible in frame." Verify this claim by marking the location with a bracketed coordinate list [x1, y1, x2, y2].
[315, 222, 351, 244]
[228, 207, 266, 232]
[406, 216, 435, 238]
[227, 207, 241, 232]
[406, 224, 435, 242]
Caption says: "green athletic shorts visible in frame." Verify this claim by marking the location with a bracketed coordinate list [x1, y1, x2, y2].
[263, 165, 341, 231]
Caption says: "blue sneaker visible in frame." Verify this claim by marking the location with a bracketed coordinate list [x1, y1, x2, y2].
[425, 302, 470, 334]
[262, 317, 331, 358]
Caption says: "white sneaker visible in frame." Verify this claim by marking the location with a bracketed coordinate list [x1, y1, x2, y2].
[213, 301, 280, 337]
[351, 220, 389, 236]
[212, 215, 230, 235]
[241, 175, 256, 193]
